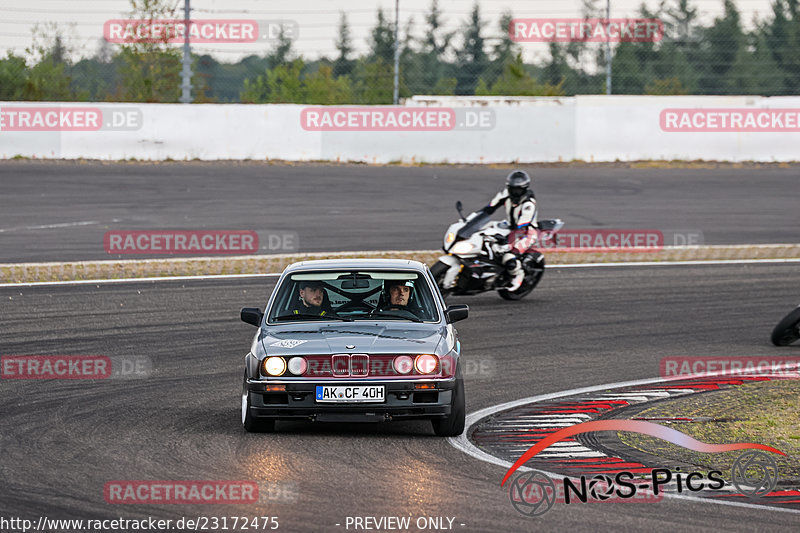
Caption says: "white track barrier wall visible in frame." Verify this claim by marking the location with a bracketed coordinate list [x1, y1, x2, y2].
[1, 96, 798, 162]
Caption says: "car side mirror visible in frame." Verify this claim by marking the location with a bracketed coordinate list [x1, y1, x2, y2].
[241, 307, 263, 327]
[445, 304, 469, 323]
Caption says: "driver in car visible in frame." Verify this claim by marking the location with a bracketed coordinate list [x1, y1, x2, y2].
[293, 280, 331, 316]
[377, 280, 421, 317]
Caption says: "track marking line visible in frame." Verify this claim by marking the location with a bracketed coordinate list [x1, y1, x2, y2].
[2, 257, 799, 288]
[448, 374, 800, 515]
[552, 258, 800, 268]
[0, 272, 281, 288]
[0, 220, 99, 233]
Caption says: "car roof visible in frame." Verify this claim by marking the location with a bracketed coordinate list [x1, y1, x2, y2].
[284, 258, 428, 273]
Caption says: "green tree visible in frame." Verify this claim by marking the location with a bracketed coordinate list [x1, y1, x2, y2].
[431, 77, 457, 95]
[475, 53, 564, 96]
[410, 0, 454, 94]
[305, 65, 353, 104]
[333, 12, 355, 78]
[352, 58, 394, 104]
[454, 3, 488, 94]
[483, 10, 519, 86]
[695, 0, 745, 94]
[0, 53, 29, 99]
[357, 9, 397, 103]
[610, 41, 649, 94]
[117, 47, 181, 102]
[725, 31, 781, 95]
[18, 23, 84, 100]
[645, 77, 689, 95]
[241, 59, 305, 103]
[117, 0, 182, 102]
[542, 43, 570, 91]
[664, 0, 700, 54]
[267, 25, 294, 68]
[763, 0, 800, 93]
[369, 8, 395, 64]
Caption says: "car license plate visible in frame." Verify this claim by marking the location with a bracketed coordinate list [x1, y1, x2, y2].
[315, 385, 385, 403]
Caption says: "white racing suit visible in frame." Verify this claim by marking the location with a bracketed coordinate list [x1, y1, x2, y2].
[481, 190, 538, 286]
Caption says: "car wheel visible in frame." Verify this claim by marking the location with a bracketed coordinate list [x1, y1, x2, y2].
[431, 365, 465, 437]
[242, 373, 275, 433]
[771, 306, 800, 346]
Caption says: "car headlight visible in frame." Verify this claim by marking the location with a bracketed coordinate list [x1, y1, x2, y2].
[287, 357, 307, 376]
[262, 357, 286, 377]
[445, 232, 456, 245]
[415, 354, 439, 374]
[393, 355, 414, 375]
[451, 241, 476, 255]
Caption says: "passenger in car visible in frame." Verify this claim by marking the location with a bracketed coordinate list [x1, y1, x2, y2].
[292, 280, 332, 316]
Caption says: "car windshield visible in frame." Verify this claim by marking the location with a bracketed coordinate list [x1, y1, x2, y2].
[268, 269, 440, 323]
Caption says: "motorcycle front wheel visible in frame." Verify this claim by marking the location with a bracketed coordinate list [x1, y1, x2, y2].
[498, 252, 545, 301]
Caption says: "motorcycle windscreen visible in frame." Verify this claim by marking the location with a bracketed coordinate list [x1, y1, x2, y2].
[456, 212, 492, 241]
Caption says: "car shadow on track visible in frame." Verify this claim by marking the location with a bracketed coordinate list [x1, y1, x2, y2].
[179, 405, 440, 438]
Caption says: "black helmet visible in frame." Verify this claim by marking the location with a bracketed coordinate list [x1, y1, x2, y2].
[506, 170, 531, 203]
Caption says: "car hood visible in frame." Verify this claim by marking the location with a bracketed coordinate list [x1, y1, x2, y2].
[260, 323, 446, 356]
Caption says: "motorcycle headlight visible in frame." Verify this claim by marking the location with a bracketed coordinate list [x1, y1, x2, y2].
[451, 241, 476, 255]
[445, 232, 456, 245]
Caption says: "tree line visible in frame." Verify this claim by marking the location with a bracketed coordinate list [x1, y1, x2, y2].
[2, 0, 800, 103]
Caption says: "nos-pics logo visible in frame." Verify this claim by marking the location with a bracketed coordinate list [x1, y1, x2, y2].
[503, 420, 782, 517]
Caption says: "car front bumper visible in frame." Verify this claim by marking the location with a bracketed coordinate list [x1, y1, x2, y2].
[245, 378, 455, 422]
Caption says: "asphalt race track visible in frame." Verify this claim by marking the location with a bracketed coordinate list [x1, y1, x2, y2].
[1, 161, 800, 261]
[1, 162, 799, 532]
[1, 263, 799, 532]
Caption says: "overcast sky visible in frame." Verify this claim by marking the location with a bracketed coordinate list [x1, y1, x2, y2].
[0, 0, 780, 64]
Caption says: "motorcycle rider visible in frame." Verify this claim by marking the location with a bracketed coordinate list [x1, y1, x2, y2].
[480, 170, 537, 291]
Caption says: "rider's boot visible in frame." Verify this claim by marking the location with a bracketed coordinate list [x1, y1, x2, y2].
[503, 253, 524, 291]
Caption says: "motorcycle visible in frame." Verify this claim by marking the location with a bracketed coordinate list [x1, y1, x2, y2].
[430, 201, 564, 300]
[771, 305, 800, 346]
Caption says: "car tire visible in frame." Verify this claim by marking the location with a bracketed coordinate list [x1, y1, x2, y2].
[771, 306, 800, 346]
[242, 373, 275, 433]
[431, 365, 465, 437]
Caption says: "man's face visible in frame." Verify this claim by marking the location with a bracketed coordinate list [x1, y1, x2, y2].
[299, 286, 324, 307]
[389, 285, 411, 306]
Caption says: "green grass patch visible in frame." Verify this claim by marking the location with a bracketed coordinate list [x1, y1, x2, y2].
[619, 380, 800, 483]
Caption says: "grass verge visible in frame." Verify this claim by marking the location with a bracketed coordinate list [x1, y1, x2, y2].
[619, 379, 800, 484]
